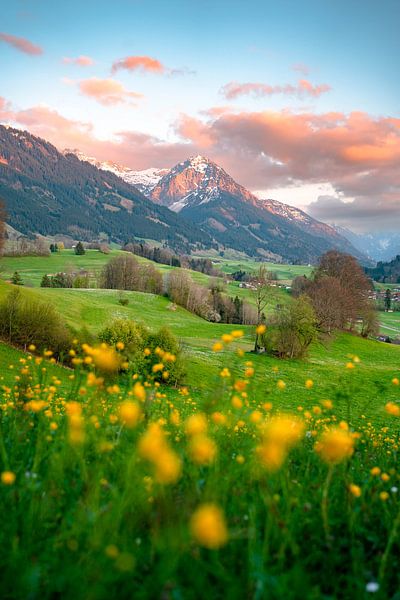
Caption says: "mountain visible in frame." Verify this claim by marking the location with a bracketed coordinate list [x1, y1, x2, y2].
[365, 254, 400, 283]
[0, 126, 211, 252]
[64, 150, 168, 196]
[148, 155, 367, 263]
[1, 129, 366, 264]
[333, 226, 400, 263]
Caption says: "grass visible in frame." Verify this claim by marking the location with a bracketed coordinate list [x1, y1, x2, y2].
[0, 329, 400, 598]
[0, 249, 124, 288]
[0, 278, 398, 427]
[379, 311, 400, 336]
[1, 255, 400, 597]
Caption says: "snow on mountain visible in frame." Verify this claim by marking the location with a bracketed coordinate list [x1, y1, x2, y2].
[63, 149, 168, 195]
[150, 155, 256, 210]
[332, 226, 400, 262]
[67, 148, 366, 262]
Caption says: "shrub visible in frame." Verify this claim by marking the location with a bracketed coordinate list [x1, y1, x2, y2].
[145, 326, 186, 385]
[118, 296, 130, 306]
[11, 271, 23, 286]
[98, 320, 186, 385]
[99, 319, 147, 350]
[0, 288, 72, 356]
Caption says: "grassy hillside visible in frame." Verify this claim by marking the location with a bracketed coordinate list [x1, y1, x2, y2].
[0, 278, 398, 427]
[2, 249, 399, 335]
[1, 258, 400, 598]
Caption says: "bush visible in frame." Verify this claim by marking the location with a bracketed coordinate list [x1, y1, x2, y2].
[0, 288, 72, 356]
[145, 326, 186, 385]
[99, 319, 147, 350]
[98, 320, 186, 385]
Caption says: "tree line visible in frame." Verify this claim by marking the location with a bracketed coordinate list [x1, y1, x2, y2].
[123, 242, 223, 277]
[101, 254, 257, 325]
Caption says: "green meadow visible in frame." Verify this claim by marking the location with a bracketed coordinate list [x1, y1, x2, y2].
[1, 251, 400, 598]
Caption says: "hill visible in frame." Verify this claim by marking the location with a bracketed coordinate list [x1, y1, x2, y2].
[366, 254, 400, 283]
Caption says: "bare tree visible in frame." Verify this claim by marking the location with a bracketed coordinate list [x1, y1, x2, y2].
[101, 254, 141, 290]
[302, 250, 374, 335]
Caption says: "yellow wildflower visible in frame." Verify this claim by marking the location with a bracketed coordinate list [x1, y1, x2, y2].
[189, 435, 217, 465]
[315, 428, 354, 464]
[1, 471, 16, 485]
[119, 401, 141, 428]
[349, 484, 362, 498]
[190, 504, 228, 549]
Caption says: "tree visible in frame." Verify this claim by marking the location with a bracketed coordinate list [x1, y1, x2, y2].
[385, 288, 392, 311]
[360, 304, 379, 338]
[75, 241, 85, 255]
[251, 266, 271, 351]
[101, 254, 141, 290]
[314, 250, 371, 329]
[41, 274, 52, 288]
[167, 269, 192, 307]
[271, 296, 318, 359]
[306, 276, 350, 334]
[303, 250, 373, 334]
[11, 271, 23, 286]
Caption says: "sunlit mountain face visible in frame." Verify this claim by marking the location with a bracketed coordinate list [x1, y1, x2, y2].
[70, 150, 368, 264]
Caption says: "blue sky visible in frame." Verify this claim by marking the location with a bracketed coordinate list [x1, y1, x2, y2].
[0, 0, 399, 231]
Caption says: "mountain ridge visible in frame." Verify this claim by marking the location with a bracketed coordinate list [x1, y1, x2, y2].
[0, 125, 367, 263]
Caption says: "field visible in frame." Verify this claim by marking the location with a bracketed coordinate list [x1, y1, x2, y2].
[1, 251, 400, 598]
[379, 311, 400, 336]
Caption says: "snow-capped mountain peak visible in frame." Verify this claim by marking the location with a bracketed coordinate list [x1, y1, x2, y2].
[63, 149, 168, 195]
[150, 155, 256, 211]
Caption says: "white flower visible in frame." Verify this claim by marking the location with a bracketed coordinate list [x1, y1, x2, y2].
[366, 582, 379, 593]
[391, 486, 398, 493]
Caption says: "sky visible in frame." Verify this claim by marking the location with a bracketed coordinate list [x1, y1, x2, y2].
[0, 0, 399, 233]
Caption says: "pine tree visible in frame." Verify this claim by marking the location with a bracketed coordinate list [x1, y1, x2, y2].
[41, 274, 52, 288]
[11, 271, 23, 286]
[75, 241, 85, 255]
[385, 288, 392, 311]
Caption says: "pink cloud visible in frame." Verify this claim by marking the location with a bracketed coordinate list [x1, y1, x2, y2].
[0, 97, 15, 121]
[111, 55, 165, 74]
[221, 79, 331, 100]
[0, 32, 42, 55]
[1, 97, 399, 230]
[78, 78, 143, 106]
[63, 55, 94, 67]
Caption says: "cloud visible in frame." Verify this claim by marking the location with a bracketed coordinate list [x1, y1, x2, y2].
[2, 97, 399, 231]
[111, 55, 165, 74]
[110, 55, 192, 77]
[308, 194, 400, 233]
[292, 63, 310, 76]
[63, 55, 94, 67]
[0, 101, 191, 170]
[0, 97, 15, 120]
[171, 108, 400, 231]
[221, 79, 331, 100]
[14, 105, 94, 149]
[0, 32, 43, 55]
[78, 78, 143, 106]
